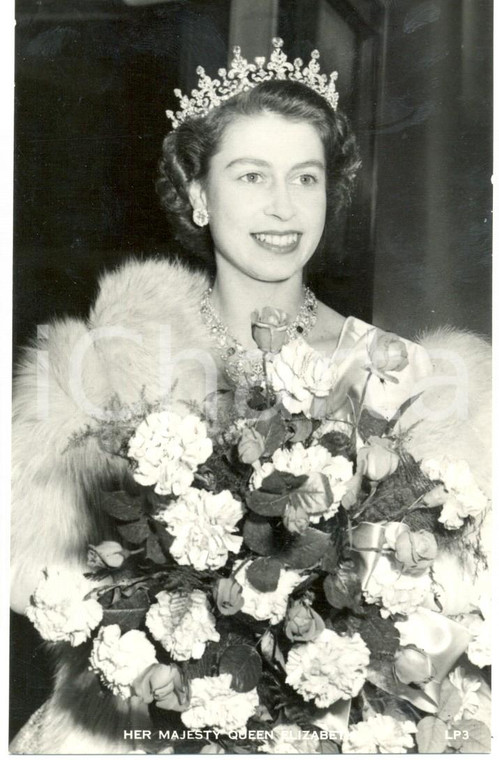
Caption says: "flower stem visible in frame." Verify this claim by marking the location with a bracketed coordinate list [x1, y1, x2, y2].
[352, 482, 378, 521]
[263, 352, 271, 408]
[355, 369, 373, 428]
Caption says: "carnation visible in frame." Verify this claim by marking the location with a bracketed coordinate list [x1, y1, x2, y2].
[146, 590, 220, 661]
[421, 456, 488, 529]
[26, 567, 103, 647]
[181, 674, 258, 734]
[89, 625, 158, 699]
[234, 559, 302, 624]
[268, 338, 337, 417]
[155, 488, 243, 571]
[456, 613, 491, 668]
[285, 629, 370, 707]
[251, 443, 353, 522]
[128, 411, 212, 496]
[343, 714, 416, 753]
[362, 554, 433, 618]
[258, 724, 320, 754]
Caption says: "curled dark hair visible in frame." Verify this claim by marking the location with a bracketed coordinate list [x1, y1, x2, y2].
[156, 79, 361, 261]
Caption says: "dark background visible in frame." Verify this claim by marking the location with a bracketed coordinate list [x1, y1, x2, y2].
[11, 0, 492, 741]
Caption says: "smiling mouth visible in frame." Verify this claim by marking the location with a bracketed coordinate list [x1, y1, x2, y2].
[251, 232, 301, 253]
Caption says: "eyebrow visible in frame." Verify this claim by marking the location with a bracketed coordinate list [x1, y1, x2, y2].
[225, 158, 325, 171]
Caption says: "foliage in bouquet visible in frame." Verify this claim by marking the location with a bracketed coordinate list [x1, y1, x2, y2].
[27, 322, 491, 754]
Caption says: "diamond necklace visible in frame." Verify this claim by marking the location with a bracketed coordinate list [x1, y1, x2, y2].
[200, 286, 318, 386]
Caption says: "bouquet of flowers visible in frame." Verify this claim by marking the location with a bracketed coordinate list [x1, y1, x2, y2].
[27, 308, 491, 754]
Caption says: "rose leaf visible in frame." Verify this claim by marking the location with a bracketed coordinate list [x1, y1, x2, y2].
[117, 517, 150, 544]
[101, 587, 150, 632]
[246, 557, 283, 592]
[437, 680, 463, 723]
[416, 716, 448, 753]
[101, 491, 144, 522]
[448, 720, 491, 752]
[287, 417, 314, 443]
[358, 408, 389, 442]
[260, 470, 308, 494]
[277, 528, 330, 569]
[288, 472, 334, 515]
[355, 607, 400, 660]
[242, 514, 280, 555]
[255, 415, 290, 457]
[219, 644, 263, 693]
[146, 534, 167, 565]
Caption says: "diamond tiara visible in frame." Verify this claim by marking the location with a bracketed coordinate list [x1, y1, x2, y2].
[166, 37, 339, 129]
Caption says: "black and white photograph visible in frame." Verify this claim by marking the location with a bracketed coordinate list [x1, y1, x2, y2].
[10, 0, 492, 754]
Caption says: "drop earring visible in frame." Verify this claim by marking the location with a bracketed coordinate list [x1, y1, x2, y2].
[193, 208, 209, 227]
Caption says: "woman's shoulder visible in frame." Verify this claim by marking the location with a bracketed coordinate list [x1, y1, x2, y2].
[14, 257, 215, 413]
[89, 256, 209, 330]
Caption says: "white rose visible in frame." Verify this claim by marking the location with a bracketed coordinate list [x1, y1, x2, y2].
[146, 590, 220, 661]
[343, 714, 416, 753]
[89, 625, 158, 699]
[258, 724, 320, 753]
[128, 410, 212, 496]
[421, 457, 488, 529]
[456, 613, 491, 668]
[268, 339, 336, 417]
[156, 459, 197, 497]
[26, 567, 103, 647]
[362, 553, 434, 618]
[234, 559, 302, 624]
[285, 629, 370, 708]
[181, 674, 258, 734]
[156, 488, 243, 571]
[178, 414, 214, 467]
[251, 443, 352, 522]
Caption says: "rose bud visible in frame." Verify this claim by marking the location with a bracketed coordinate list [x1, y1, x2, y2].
[133, 663, 189, 711]
[367, 329, 409, 374]
[87, 541, 130, 570]
[237, 426, 266, 464]
[394, 529, 438, 574]
[213, 577, 244, 616]
[251, 306, 290, 353]
[285, 600, 325, 642]
[358, 437, 399, 482]
[393, 646, 434, 686]
[283, 502, 310, 534]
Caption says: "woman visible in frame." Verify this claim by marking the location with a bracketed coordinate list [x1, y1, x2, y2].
[10, 40, 490, 753]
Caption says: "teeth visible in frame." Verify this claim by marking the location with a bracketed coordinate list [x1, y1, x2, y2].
[254, 233, 299, 247]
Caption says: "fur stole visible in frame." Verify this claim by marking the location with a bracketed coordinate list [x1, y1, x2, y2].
[10, 257, 491, 753]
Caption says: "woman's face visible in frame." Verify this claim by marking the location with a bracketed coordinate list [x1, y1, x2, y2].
[190, 112, 327, 283]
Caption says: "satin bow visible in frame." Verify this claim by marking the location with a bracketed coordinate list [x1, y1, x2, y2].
[351, 522, 472, 713]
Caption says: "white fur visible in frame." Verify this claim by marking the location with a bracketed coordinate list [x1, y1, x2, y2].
[10, 259, 491, 753]
[406, 326, 491, 496]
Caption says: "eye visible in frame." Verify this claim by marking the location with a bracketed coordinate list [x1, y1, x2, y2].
[293, 173, 319, 186]
[240, 172, 264, 184]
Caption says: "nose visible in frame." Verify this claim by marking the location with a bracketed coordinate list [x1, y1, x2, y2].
[264, 180, 295, 221]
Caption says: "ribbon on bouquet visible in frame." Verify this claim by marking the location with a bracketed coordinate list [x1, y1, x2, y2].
[351, 522, 472, 713]
[312, 699, 351, 743]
